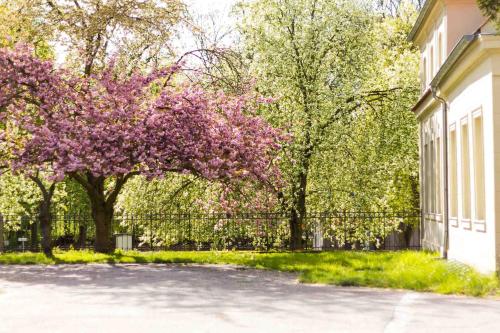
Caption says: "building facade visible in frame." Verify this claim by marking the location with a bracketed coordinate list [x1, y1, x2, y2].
[410, 0, 500, 273]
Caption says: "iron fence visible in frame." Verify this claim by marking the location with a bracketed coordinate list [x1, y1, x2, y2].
[0, 210, 421, 252]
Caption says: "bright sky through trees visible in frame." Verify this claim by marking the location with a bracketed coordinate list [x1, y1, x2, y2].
[53, 0, 238, 64]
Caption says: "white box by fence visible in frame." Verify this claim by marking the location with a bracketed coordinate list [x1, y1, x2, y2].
[115, 234, 132, 251]
[312, 221, 323, 250]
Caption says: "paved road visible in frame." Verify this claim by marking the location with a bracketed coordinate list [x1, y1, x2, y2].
[0, 264, 499, 333]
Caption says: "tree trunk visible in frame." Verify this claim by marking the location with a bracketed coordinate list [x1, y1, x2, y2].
[91, 200, 114, 253]
[289, 171, 308, 250]
[401, 222, 414, 249]
[289, 208, 304, 250]
[72, 172, 137, 253]
[30, 177, 56, 257]
[77, 225, 87, 249]
[39, 198, 53, 256]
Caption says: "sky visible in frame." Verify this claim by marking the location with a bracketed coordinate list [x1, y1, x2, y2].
[186, 0, 237, 14]
[176, 0, 240, 53]
[55, 0, 240, 65]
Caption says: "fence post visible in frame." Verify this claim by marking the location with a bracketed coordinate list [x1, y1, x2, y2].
[149, 214, 153, 251]
[131, 214, 135, 249]
[30, 216, 38, 251]
[0, 214, 4, 253]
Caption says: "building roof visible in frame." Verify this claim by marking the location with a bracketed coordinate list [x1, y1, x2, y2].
[430, 34, 478, 89]
[408, 0, 436, 42]
[412, 34, 478, 114]
[411, 88, 432, 113]
[413, 33, 500, 115]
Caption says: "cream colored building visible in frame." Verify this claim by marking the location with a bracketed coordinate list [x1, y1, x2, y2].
[410, 0, 500, 273]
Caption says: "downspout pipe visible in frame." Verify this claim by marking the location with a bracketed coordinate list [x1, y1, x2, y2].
[431, 87, 449, 259]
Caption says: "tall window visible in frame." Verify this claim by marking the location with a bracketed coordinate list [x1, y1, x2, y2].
[430, 46, 434, 78]
[461, 121, 471, 220]
[438, 33, 443, 67]
[430, 138, 436, 213]
[473, 113, 485, 220]
[424, 141, 430, 213]
[436, 136, 442, 214]
[449, 127, 458, 218]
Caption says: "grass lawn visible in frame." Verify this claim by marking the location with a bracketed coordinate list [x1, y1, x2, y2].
[0, 250, 498, 297]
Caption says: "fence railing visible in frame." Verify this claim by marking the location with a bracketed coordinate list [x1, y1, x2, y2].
[0, 210, 421, 252]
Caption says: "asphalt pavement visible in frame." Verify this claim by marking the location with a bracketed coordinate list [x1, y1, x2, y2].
[0, 264, 499, 333]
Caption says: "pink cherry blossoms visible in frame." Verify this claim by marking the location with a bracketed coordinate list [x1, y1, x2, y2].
[0, 45, 282, 186]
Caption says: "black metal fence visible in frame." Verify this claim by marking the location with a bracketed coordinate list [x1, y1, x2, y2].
[0, 210, 421, 252]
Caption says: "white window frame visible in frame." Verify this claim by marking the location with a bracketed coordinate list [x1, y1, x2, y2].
[460, 116, 472, 229]
[449, 123, 458, 227]
[471, 108, 486, 231]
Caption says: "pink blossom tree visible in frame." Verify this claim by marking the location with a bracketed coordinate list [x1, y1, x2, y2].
[0, 45, 81, 255]
[1, 46, 282, 252]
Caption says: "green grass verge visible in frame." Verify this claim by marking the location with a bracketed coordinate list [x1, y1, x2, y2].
[0, 250, 498, 296]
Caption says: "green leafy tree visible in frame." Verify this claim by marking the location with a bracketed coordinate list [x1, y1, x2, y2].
[0, 1, 54, 59]
[34, 0, 186, 75]
[477, 0, 500, 29]
[237, 0, 419, 249]
[116, 175, 212, 215]
[310, 3, 419, 210]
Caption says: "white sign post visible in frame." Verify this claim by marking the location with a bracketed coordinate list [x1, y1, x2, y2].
[18, 237, 28, 252]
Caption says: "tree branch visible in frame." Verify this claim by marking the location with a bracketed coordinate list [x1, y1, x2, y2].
[105, 171, 140, 206]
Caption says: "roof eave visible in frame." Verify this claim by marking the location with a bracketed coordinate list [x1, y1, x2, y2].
[412, 88, 432, 114]
[412, 34, 478, 116]
[430, 34, 478, 90]
[408, 0, 436, 43]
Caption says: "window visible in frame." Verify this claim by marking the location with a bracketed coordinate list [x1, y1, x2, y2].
[473, 113, 485, 220]
[438, 33, 443, 67]
[424, 141, 430, 213]
[461, 120, 471, 220]
[449, 126, 458, 218]
[430, 46, 434, 78]
[436, 135, 441, 214]
[430, 137, 435, 213]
